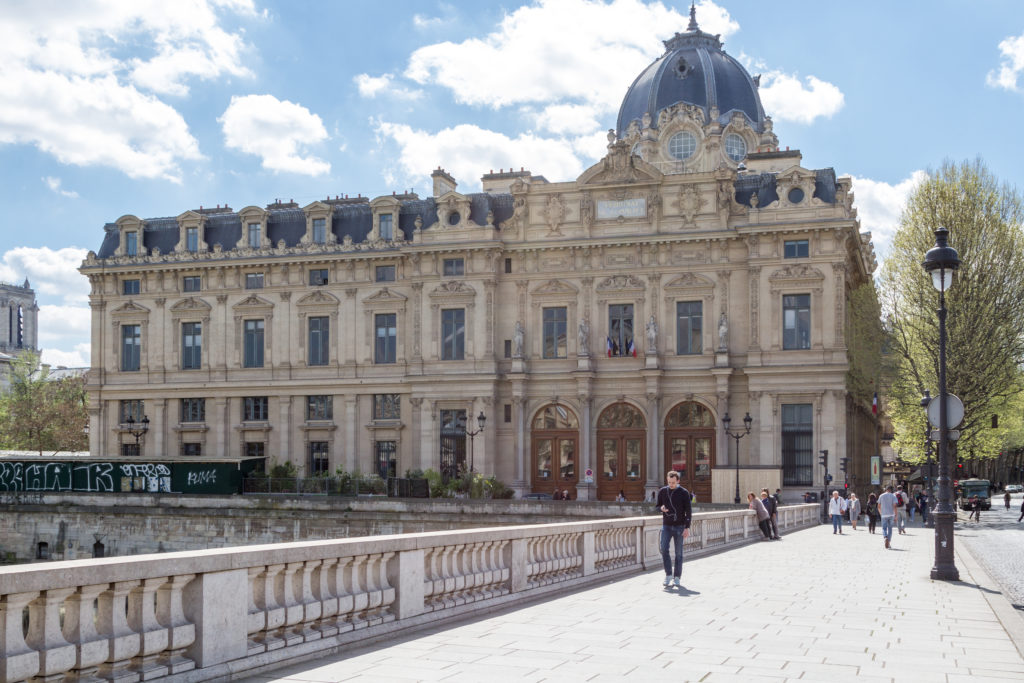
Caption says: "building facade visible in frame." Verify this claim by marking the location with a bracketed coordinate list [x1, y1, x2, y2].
[81, 12, 878, 501]
[0, 279, 39, 390]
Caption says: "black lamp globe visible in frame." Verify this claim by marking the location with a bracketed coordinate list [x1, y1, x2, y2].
[922, 227, 960, 292]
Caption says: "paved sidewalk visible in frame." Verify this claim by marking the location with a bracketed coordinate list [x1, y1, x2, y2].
[243, 520, 1024, 682]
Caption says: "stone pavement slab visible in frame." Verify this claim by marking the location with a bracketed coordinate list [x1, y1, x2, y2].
[242, 520, 1024, 682]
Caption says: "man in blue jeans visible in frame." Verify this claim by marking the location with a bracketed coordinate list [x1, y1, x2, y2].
[878, 485, 898, 549]
[655, 470, 692, 588]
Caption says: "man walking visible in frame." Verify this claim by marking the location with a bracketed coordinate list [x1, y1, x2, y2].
[895, 486, 909, 534]
[656, 470, 692, 588]
[828, 490, 847, 534]
[761, 489, 780, 539]
[879, 485, 898, 549]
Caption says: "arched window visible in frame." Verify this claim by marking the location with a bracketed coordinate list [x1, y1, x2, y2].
[532, 404, 579, 430]
[665, 402, 714, 428]
[597, 403, 646, 429]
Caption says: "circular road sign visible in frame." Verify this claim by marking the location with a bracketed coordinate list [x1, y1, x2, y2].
[927, 394, 965, 429]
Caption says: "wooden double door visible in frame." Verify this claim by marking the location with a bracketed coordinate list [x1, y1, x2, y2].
[664, 429, 714, 503]
[597, 430, 646, 501]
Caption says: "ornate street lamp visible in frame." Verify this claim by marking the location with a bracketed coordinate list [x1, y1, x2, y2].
[723, 412, 752, 504]
[458, 411, 486, 473]
[923, 226, 960, 581]
[921, 390, 935, 528]
[124, 414, 150, 455]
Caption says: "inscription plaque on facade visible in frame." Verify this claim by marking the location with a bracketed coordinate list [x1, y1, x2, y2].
[597, 198, 646, 220]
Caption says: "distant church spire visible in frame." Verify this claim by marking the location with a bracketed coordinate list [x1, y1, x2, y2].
[687, 2, 699, 31]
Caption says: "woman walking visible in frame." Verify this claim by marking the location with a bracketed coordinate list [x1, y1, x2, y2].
[748, 492, 772, 540]
[848, 493, 862, 530]
[866, 492, 879, 534]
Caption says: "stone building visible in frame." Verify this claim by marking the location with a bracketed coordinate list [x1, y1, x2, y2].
[80, 10, 878, 502]
[0, 278, 39, 390]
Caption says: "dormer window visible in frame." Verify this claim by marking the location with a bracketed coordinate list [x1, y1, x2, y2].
[379, 214, 393, 240]
[186, 227, 199, 253]
[248, 223, 260, 248]
[312, 218, 326, 244]
[125, 231, 138, 256]
[668, 132, 696, 160]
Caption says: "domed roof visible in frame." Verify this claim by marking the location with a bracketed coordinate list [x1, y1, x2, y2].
[616, 6, 766, 138]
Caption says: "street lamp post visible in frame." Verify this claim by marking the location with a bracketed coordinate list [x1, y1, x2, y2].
[723, 412, 752, 505]
[923, 226, 960, 581]
[124, 414, 150, 455]
[921, 390, 935, 528]
[459, 410, 487, 473]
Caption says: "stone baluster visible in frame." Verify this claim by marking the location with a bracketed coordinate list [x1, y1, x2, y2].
[155, 574, 195, 675]
[63, 583, 109, 683]
[96, 580, 141, 681]
[364, 552, 395, 626]
[312, 559, 339, 638]
[26, 587, 77, 681]
[127, 578, 170, 679]
[251, 564, 286, 652]
[291, 561, 322, 643]
[422, 547, 441, 611]
[348, 556, 369, 629]
[245, 568, 267, 656]
[277, 562, 304, 647]
[1, 591, 40, 683]
[437, 546, 457, 609]
[330, 557, 355, 633]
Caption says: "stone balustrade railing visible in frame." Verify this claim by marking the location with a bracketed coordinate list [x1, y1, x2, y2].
[0, 505, 817, 682]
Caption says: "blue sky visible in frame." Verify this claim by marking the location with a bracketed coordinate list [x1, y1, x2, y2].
[1, 0, 1023, 367]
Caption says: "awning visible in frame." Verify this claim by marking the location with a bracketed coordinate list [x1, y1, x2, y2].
[906, 468, 924, 482]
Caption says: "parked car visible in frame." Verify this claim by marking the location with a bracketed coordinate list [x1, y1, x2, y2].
[1005, 484, 1022, 494]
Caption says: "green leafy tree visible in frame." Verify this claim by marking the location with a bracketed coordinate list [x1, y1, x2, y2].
[0, 351, 89, 455]
[879, 159, 1024, 463]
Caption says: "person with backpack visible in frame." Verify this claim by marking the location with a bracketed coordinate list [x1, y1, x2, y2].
[895, 486, 909, 534]
[866, 492, 879, 534]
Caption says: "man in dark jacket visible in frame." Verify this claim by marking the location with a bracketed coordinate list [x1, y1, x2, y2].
[761, 489, 780, 539]
[655, 470, 692, 588]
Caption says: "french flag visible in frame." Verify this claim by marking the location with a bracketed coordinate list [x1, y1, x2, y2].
[872, 392, 878, 415]
[628, 338, 636, 357]
[606, 337, 613, 357]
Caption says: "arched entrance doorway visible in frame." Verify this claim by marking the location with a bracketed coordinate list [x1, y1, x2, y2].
[596, 402, 646, 501]
[664, 401, 716, 503]
[531, 404, 579, 497]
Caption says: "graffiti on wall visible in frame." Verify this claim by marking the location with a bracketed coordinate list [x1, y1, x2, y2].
[0, 461, 239, 494]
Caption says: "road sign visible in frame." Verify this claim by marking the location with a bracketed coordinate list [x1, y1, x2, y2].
[929, 429, 961, 442]
[927, 394, 964, 429]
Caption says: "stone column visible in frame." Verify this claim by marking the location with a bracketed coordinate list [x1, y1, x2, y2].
[344, 397, 357, 472]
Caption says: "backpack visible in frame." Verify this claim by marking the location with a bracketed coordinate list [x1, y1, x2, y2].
[896, 492, 905, 506]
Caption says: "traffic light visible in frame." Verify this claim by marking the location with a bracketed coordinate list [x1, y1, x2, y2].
[844, 483, 849, 489]
[840, 457, 850, 474]
[819, 449, 828, 467]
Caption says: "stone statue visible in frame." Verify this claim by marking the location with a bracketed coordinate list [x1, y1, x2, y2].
[645, 315, 658, 352]
[578, 316, 591, 356]
[513, 320, 525, 359]
[718, 312, 729, 350]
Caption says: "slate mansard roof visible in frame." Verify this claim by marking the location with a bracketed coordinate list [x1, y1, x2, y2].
[94, 194, 516, 259]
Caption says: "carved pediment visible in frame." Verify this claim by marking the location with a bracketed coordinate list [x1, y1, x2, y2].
[296, 290, 341, 307]
[664, 273, 715, 290]
[531, 279, 578, 297]
[429, 281, 477, 298]
[362, 287, 408, 305]
[596, 274, 645, 292]
[231, 295, 274, 312]
[111, 301, 150, 317]
[170, 297, 212, 313]
[577, 139, 664, 186]
[769, 265, 825, 283]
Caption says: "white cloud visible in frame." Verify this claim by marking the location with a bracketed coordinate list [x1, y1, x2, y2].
[42, 176, 78, 199]
[531, 104, 602, 135]
[0, 0, 255, 179]
[40, 343, 91, 369]
[987, 33, 1024, 90]
[849, 171, 927, 260]
[0, 247, 90, 306]
[354, 73, 423, 100]
[758, 72, 845, 124]
[219, 95, 331, 176]
[375, 121, 585, 191]
[413, 14, 445, 30]
[38, 307, 92, 367]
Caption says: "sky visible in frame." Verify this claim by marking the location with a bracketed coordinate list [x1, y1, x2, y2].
[1, 0, 1023, 368]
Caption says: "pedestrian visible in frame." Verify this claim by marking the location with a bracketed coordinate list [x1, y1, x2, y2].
[848, 493, 861, 530]
[615, 489, 626, 502]
[1018, 498, 1024, 523]
[866, 492, 879, 534]
[552, 488, 562, 501]
[1006, 490, 1012, 511]
[919, 490, 929, 524]
[760, 489, 780, 539]
[828, 490, 847, 534]
[907, 490, 916, 522]
[562, 489, 570, 501]
[895, 487, 909, 534]
[878, 485, 898, 549]
[655, 470, 691, 588]
[969, 494, 980, 522]
[748, 492, 772, 540]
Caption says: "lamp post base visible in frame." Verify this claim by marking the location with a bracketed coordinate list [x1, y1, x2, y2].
[930, 511, 959, 581]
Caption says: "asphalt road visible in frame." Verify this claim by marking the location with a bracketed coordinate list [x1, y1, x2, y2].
[956, 490, 1024, 609]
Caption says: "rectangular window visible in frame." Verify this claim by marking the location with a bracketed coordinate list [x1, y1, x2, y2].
[439, 409, 467, 479]
[243, 396, 269, 422]
[248, 222, 261, 248]
[443, 258, 464, 276]
[245, 442, 265, 460]
[125, 231, 137, 256]
[181, 321, 202, 370]
[504, 258, 512, 273]
[504, 403, 512, 423]
[308, 316, 329, 366]
[784, 239, 809, 259]
[375, 265, 395, 282]
[309, 269, 328, 286]
[182, 443, 202, 457]
[379, 214, 393, 240]
[122, 279, 140, 295]
[782, 404, 813, 486]
[183, 276, 201, 292]
[608, 304, 634, 357]
[312, 218, 326, 244]
[120, 399, 144, 423]
[374, 313, 397, 364]
[373, 394, 400, 420]
[306, 395, 333, 421]
[181, 398, 205, 423]
[441, 308, 465, 360]
[542, 307, 567, 358]
[121, 324, 141, 371]
[186, 227, 199, 252]
[783, 294, 811, 350]
[244, 319, 264, 367]
[375, 441, 397, 479]
[245, 273, 264, 289]
[121, 443, 140, 457]
[676, 301, 703, 355]
[504, 339, 512, 358]
[309, 442, 330, 475]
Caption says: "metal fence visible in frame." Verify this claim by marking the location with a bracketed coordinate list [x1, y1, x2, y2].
[242, 476, 428, 497]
